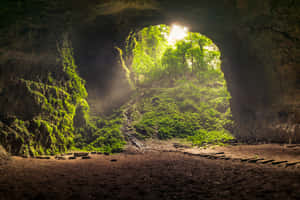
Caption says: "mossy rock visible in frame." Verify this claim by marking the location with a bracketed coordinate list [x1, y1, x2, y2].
[0, 145, 10, 161]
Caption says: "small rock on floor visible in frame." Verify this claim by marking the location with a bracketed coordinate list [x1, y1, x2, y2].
[215, 152, 225, 155]
[74, 152, 89, 157]
[36, 156, 51, 160]
[55, 156, 66, 160]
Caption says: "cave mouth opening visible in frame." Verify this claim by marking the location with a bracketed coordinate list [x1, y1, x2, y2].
[111, 24, 235, 147]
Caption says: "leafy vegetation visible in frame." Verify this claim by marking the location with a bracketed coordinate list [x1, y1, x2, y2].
[120, 25, 234, 146]
[74, 112, 126, 154]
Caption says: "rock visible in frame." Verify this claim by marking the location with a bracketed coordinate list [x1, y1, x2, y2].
[215, 152, 225, 155]
[285, 162, 300, 167]
[110, 159, 117, 162]
[69, 156, 76, 160]
[104, 152, 110, 156]
[131, 138, 144, 149]
[199, 154, 210, 157]
[55, 156, 66, 160]
[248, 159, 264, 163]
[286, 145, 297, 148]
[74, 152, 89, 157]
[0, 145, 10, 161]
[36, 156, 51, 160]
[21, 155, 29, 159]
[81, 156, 91, 159]
[240, 159, 250, 162]
[91, 152, 97, 154]
[260, 160, 275, 164]
[272, 161, 288, 165]
[173, 143, 191, 149]
[207, 155, 218, 159]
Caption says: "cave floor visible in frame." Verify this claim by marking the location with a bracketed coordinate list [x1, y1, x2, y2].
[1, 145, 300, 200]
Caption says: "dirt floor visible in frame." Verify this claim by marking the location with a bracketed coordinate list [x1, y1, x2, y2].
[0, 144, 300, 200]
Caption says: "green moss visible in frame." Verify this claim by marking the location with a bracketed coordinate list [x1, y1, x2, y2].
[74, 111, 126, 154]
[128, 77, 234, 145]
[0, 36, 91, 156]
[187, 130, 234, 146]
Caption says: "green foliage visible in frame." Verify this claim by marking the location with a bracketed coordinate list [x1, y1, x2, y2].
[57, 34, 88, 101]
[128, 25, 170, 84]
[116, 47, 135, 89]
[123, 25, 234, 145]
[162, 32, 221, 79]
[130, 80, 233, 144]
[187, 130, 234, 146]
[74, 111, 126, 154]
[124, 25, 222, 85]
[0, 36, 91, 156]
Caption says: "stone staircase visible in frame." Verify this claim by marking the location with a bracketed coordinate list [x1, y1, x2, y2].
[121, 100, 145, 150]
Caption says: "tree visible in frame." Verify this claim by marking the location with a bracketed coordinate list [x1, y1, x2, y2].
[122, 25, 222, 85]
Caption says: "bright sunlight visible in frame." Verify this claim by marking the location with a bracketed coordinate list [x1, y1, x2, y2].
[167, 24, 188, 45]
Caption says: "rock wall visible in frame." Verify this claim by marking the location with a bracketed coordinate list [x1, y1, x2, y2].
[0, 38, 90, 156]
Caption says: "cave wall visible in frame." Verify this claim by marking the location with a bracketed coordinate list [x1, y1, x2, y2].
[1, 0, 299, 143]
[220, 0, 300, 142]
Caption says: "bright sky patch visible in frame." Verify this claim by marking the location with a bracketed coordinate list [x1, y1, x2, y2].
[167, 24, 188, 45]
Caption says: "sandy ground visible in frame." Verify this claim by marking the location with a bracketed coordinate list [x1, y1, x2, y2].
[0, 144, 300, 200]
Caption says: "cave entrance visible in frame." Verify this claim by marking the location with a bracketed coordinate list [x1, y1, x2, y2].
[115, 24, 234, 146]
[72, 24, 234, 153]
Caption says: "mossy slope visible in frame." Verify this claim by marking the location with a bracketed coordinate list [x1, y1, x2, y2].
[125, 78, 234, 146]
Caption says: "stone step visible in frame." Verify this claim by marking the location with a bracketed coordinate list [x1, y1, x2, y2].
[55, 156, 66, 160]
[215, 152, 225, 155]
[170, 151, 300, 170]
[260, 160, 275, 164]
[248, 158, 264, 163]
[286, 145, 298, 148]
[272, 161, 288, 165]
[240, 158, 250, 162]
[285, 162, 300, 167]
[36, 156, 51, 160]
